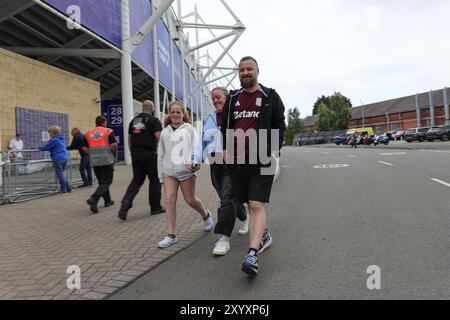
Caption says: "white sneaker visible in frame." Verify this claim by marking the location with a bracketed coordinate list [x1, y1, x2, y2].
[212, 238, 231, 256]
[158, 235, 177, 248]
[203, 210, 213, 231]
[238, 219, 249, 235]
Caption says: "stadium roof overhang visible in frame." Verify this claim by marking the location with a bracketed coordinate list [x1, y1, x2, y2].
[0, 0, 156, 101]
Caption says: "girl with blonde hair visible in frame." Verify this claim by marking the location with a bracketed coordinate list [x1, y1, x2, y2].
[157, 101, 213, 248]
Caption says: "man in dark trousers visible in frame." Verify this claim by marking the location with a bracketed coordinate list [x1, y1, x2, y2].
[83, 116, 117, 214]
[221, 56, 286, 276]
[118, 100, 165, 220]
[67, 127, 93, 187]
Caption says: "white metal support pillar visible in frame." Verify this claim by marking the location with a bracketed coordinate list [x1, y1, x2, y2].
[121, 0, 133, 165]
[195, 5, 201, 122]
[177, 0, 188, 119]
[153, 13, 161, 120]
[120, 0, 175, 164]
[168, 11, 176, 103]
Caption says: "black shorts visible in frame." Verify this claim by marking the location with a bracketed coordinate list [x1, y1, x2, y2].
[227, 165, 275, 203]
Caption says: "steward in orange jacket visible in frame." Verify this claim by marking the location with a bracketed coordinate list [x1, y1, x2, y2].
[83, 115, 117, 214]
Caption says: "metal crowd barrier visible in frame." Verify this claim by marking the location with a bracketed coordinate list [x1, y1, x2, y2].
[0, 149, 88, 204]
[0, 151, 7, 204]
[293, 130, 346, 146]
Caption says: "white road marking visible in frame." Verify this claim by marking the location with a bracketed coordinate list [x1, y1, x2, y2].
[314, 164, 349, 169]
[431, 178, 450, 188]
[420, 150, 450, 154]
[379, 152, 407, 156]
[281, 165, 292, 168]
[378, 161, 394, 166]
[346, 155, 359, 158]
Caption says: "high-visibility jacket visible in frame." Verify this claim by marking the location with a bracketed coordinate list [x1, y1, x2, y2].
[85, 126, 115, 166]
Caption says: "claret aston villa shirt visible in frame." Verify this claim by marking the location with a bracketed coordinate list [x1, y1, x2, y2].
[233, 89, 263, 164]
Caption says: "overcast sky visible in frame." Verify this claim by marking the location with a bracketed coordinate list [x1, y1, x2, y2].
[179, 0, 450, 118]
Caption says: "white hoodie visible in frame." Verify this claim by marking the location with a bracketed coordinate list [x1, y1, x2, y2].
[157, 122, 197, 182]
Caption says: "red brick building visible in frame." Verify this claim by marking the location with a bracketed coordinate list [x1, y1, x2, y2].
[350, 88, 449, 133]
[303, 87, 449, 133]
[303, 115, 318, 131]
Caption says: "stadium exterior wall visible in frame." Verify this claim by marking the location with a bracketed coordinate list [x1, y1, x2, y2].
[0, 48, 100, 153]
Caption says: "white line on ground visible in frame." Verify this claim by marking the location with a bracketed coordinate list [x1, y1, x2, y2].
[431, 178, 450, 188]
[314, 164, 349, 169]
[379, 152, 407, 156]
[281, 165, 292, 168]
[378, 161, 394, 166]
[346, 155, 359, 158]
[420, 150, 450, 154]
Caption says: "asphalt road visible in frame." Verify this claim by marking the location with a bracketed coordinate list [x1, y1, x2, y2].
[110, 146, 450, 300]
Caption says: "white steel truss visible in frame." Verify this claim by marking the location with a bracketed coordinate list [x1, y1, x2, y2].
[175, 0, 245, 122]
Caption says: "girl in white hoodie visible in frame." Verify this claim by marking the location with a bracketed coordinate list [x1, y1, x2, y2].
[157, 101, 213, 248]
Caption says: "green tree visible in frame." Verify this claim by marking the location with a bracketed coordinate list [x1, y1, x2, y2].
[316, 102, 334, 131]
[285, 107, 306, 140]
[313, 92, 352, 130]
[329, 92, 352, 130]
[312, 95, 331, 115]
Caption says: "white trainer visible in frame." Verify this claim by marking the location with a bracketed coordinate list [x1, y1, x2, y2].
[212, 238, 231, 256]
[238, 219, 249, 235]
[203, 210, 213, 231]
[158, 235, 177, 248]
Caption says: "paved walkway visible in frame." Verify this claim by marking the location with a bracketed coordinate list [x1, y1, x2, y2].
[0, 164, 219, 300]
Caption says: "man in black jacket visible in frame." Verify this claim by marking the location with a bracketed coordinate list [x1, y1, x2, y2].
[67, 128, 93, 187]
[118, 100, 165, 220]
[221, 56, 286, 276]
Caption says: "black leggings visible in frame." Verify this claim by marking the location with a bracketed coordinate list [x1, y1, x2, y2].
[210, 164, 246, 237]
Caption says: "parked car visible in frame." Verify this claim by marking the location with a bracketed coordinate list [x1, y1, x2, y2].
[333, 134, 349, 145]
[404, 127, 430, 142]
[425, 127, 441, 142]
[426, 125, 450, 142]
